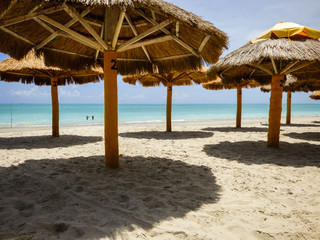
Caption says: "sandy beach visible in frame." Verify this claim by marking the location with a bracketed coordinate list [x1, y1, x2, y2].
[0, 116, 320, 240]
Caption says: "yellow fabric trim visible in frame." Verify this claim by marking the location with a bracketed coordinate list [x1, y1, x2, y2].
[250, 22, 320, 43]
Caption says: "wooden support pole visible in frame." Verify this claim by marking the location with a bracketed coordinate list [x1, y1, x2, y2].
[236, 87, 242, 128]
[267, 74, 284, 147]
[286, 91, 292, 124]
[104, 51, 119, 168]
[166, 82, 173, 132]
[51, 77, 59, 137]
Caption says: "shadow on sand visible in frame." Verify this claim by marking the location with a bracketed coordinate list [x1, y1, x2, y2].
[284, 132, 320, 142]
[261, 123, 320, 127]
[119, 131, 213, 140]
[0, 155, 220, 239]
[203, 141, 320, 167]
[0, 135, 103, 150]
[202, 127, 268, 133]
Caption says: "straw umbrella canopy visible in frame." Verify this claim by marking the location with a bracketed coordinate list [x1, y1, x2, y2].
[0, 0, 228, 168]
[207, 22, 320, 147]
[260, 74, 320, 124]
[0, 50, 102, 137]
[310, 91, 320, 100]
[203, 78, 260, 127]
[123, 67, 209, 132]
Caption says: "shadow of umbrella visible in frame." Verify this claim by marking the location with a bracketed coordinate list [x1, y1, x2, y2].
[0, 135, 103, 150]
[119, 131, 213, 140]
[203, 141, 320, 167]
[0, 155, 220, 239]
[202, 127, 268, 133]
[284, 132, 320, 142]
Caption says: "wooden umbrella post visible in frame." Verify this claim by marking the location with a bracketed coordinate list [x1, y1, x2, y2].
[166, 82, 173, 132]
[286, 91, 291, 124]
[51, 77, 59, 137]
[267, 74, 284, 147]
[104, 50, 119, 168]
[236, 87, 242, 128]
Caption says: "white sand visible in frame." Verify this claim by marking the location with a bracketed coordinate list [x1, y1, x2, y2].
[0, 116, 320, 240]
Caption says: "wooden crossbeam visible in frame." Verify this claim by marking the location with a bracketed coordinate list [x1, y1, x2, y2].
[95, 23, 104, 60]
[38, 14, 103, 51]
[36, 8, 92, 50]
[249, 58, 264, 78]
[198, 34, 211, 53]
[280, 61, 299, 75]
[153, 53, 194, 61]
[176, 21, 180, 37]
[124, 13, 152, 63]
[117, 18, 174, 52]
[283, 60, 316, 75]
[0, 5, 64, 27]
[42, 47, 93, 59]
[64, 5, 107, 50]
[112, 10, 126, 49]
[33, 17, 55, 33]
[270, 58, 278, 74]
[0, 0, 18, 19]
[136, 9, 200, 57]
[118, 35, 173, 52]
[0, 26, 34, 45]
[248, 63, 273, 75]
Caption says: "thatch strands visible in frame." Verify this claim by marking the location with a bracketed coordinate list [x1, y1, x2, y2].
[0, 50, 103, 86]
[310, 91, 320, 100]
[0, 0, 228, 74]
[0, 50, 102, 137]
[0, 0, 228, 168]
[207, 22, 320, 147]
[123, 67, 209, 132]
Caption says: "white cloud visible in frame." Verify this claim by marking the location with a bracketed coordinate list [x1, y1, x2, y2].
[59, 88, 80, 97]
[10, 86, 49, 97]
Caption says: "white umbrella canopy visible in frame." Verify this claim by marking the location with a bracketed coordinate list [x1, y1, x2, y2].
[0, 0, 228, 167]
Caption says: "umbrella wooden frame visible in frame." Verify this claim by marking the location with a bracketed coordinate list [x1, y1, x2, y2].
[207, 23, 320, 147]
[203, 79, 259, 128]
[0, 1, 228, 168]
[123, 70, 209, 132]
[0, 52, 102, 137]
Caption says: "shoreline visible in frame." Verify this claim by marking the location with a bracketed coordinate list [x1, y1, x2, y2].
[0, 114, 319, 133]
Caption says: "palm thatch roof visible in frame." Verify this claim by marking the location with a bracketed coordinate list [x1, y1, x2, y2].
[0, 0, 228, 74]
[310, 91, 320, 100]
[203, 78, 260, 90]
[260, 74, 320, 93]
[122, 67, 209, 87]
[0, 50, 103, 86]
[207, 23, 320, 86]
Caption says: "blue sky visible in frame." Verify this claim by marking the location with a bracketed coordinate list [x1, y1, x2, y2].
[0, 0, 320, 104]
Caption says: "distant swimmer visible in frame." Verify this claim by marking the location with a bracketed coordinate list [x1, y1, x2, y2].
[92, 116, 94, 120]
[86, 116, 89, 120]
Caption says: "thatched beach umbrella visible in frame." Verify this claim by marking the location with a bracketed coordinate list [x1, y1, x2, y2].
[203, 78, 259, 128]
[310, 91, 320, 100]
[0, 0, 228, 167]
[260, 74, 320, 124]
[0, 50, 102, 137]
[123, 67, 209, 132]
[207, 22, 320, 147]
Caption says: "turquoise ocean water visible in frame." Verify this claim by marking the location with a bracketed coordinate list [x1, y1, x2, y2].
[0, 104, 320, 128]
